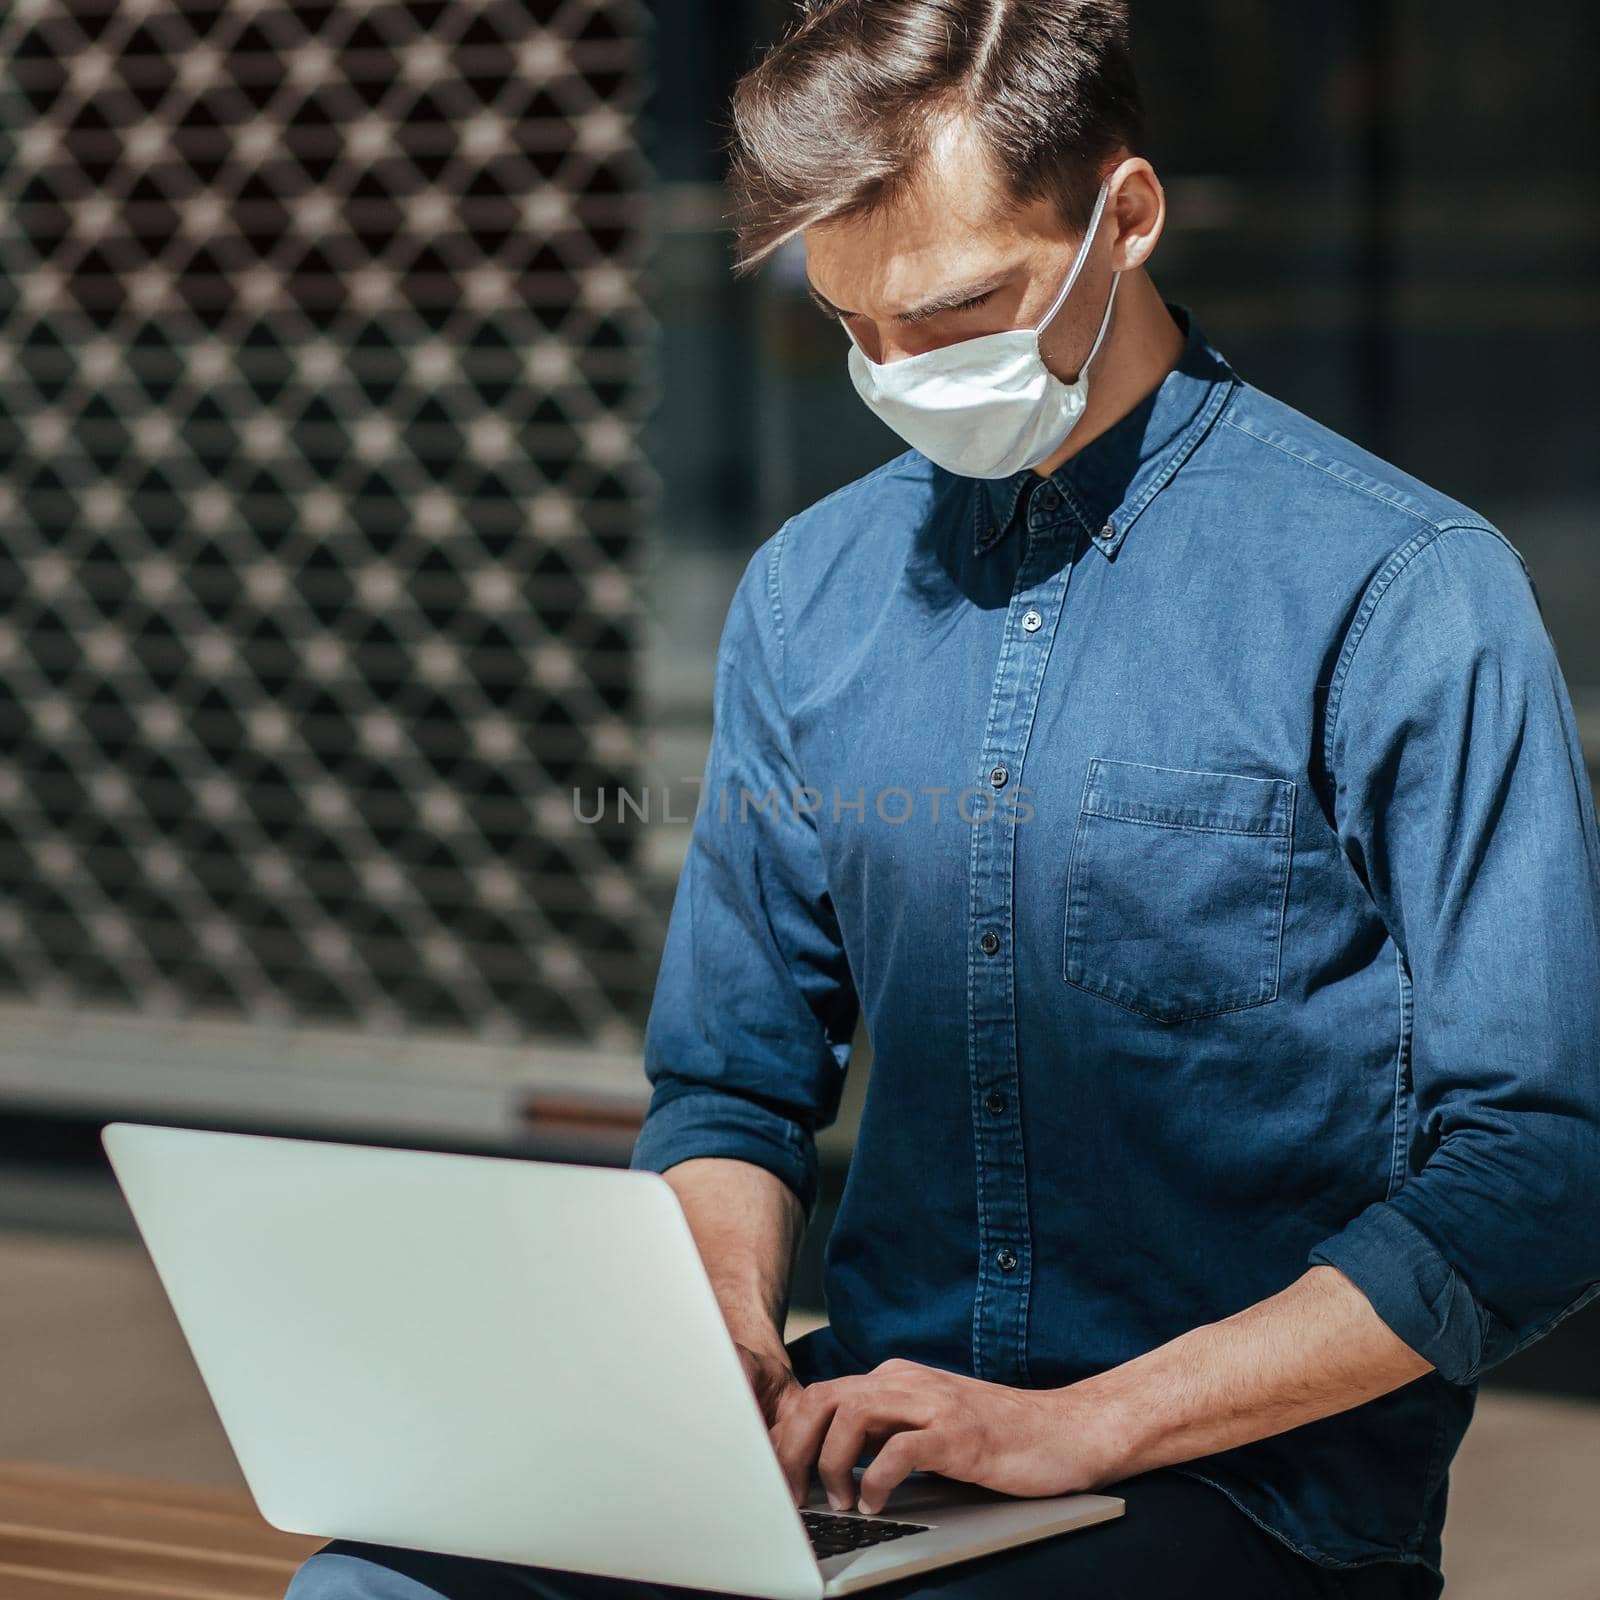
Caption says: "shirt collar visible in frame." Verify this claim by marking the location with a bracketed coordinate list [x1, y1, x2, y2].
[972, 299, 1238, 559]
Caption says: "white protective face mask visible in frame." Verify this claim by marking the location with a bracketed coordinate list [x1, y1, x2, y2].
[843, 179, 1121, 479]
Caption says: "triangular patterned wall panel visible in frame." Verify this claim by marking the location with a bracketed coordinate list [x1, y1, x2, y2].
[0, 0, 662, 1051]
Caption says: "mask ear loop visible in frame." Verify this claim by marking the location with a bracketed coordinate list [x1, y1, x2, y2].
[1032, 179, 1113, 335]
[1081, 269, 1122, 374]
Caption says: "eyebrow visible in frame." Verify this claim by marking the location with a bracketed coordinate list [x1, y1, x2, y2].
[805, 270, 1013, 325]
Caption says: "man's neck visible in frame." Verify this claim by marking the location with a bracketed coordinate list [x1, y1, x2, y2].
[1029, 273, 1186, 478]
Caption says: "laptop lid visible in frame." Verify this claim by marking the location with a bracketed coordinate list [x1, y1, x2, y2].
[100, 1121, 828, 1600]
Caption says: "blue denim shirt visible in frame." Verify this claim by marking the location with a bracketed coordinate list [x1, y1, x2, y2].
[628, 300, 1600, 1581]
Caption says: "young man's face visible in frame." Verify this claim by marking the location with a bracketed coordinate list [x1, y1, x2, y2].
[802, 116, 1128, 376]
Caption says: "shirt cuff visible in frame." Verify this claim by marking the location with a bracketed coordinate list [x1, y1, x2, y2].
[627, 1083, 820, 1221]
[1307, 1200, 1486, 1384]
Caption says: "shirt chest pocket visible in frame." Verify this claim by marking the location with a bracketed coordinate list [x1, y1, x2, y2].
[1062, 757, 1297, 1024]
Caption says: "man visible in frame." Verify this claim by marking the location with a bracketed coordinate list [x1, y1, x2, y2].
[287, 3, 1600, 1597]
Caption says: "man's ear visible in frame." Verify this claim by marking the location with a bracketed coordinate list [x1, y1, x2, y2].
[1104, 157, 1166, 273]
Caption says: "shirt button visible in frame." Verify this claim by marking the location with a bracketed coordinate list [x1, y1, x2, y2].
[1100, 521, 1115, 542]
[979, 929, 1000, 955]
[1022, 609, 1042, 633]
[989, 764, 1008, 788]
[1037, 487, 1061, 512]
[996, 1247, 1018, 1271]
[985, 1088, 1007, 1115]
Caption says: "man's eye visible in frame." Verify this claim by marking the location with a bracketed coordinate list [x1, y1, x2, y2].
[819, 291, 995, 326]
[905, 292, 993, 325]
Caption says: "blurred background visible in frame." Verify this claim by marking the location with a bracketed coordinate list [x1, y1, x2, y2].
[0, 2, 1595, 1594]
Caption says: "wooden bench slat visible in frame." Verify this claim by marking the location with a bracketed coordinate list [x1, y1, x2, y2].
[0, 1463, 328, 1599]
[0, 1465, 326, 1561]
[0, 1522, 310, 1576]
[0, 1490, 318, 1562]
[0, 1558, 288, 1600]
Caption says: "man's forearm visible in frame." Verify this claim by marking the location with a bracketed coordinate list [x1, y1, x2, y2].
[662, 1156, 806, 1365]
[1063, 1264, 1435, 1482]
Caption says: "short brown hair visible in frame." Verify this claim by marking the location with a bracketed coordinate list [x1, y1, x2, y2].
[723, 0, 1146, 276]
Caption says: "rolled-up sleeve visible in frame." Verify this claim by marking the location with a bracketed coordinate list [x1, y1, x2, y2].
[1307, 523, 1600, 1384]
[627, 528, 859, 1223]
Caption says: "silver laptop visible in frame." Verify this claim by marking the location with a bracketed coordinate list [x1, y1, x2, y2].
[100, 1120, 1124, 1599]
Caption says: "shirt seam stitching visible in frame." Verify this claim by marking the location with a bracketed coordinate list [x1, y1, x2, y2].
[1220, 411, 1446, 527]
[1117, 371, 1241, 539]
[761, 522, 841, 1218]
[1489, 1279, 1600, 1367]
[1055, 368, 1240, 553]
[1321, 522, 1507, 783]
[637, 1084, 812, 1198]
[976, 462, 1041, 554]
[765, 521, 813, 809]
[766, 524, 790, 682]
[1321, 515, 1420, 912]
[1386, 944, 1411, 1203]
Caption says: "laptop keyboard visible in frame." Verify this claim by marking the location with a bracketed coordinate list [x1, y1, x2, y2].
[801, 1507, 932, 1558]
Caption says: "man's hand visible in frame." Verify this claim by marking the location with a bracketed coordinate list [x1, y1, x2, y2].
[767, 1357, 1123, 1517]
[757, 1267, 1429, 1519]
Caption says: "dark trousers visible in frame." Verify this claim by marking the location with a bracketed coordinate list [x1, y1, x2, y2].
[282, 1467, 1444, 1600]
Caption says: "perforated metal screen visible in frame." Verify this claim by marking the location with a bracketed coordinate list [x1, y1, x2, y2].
[0, 0, 662, 1051]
